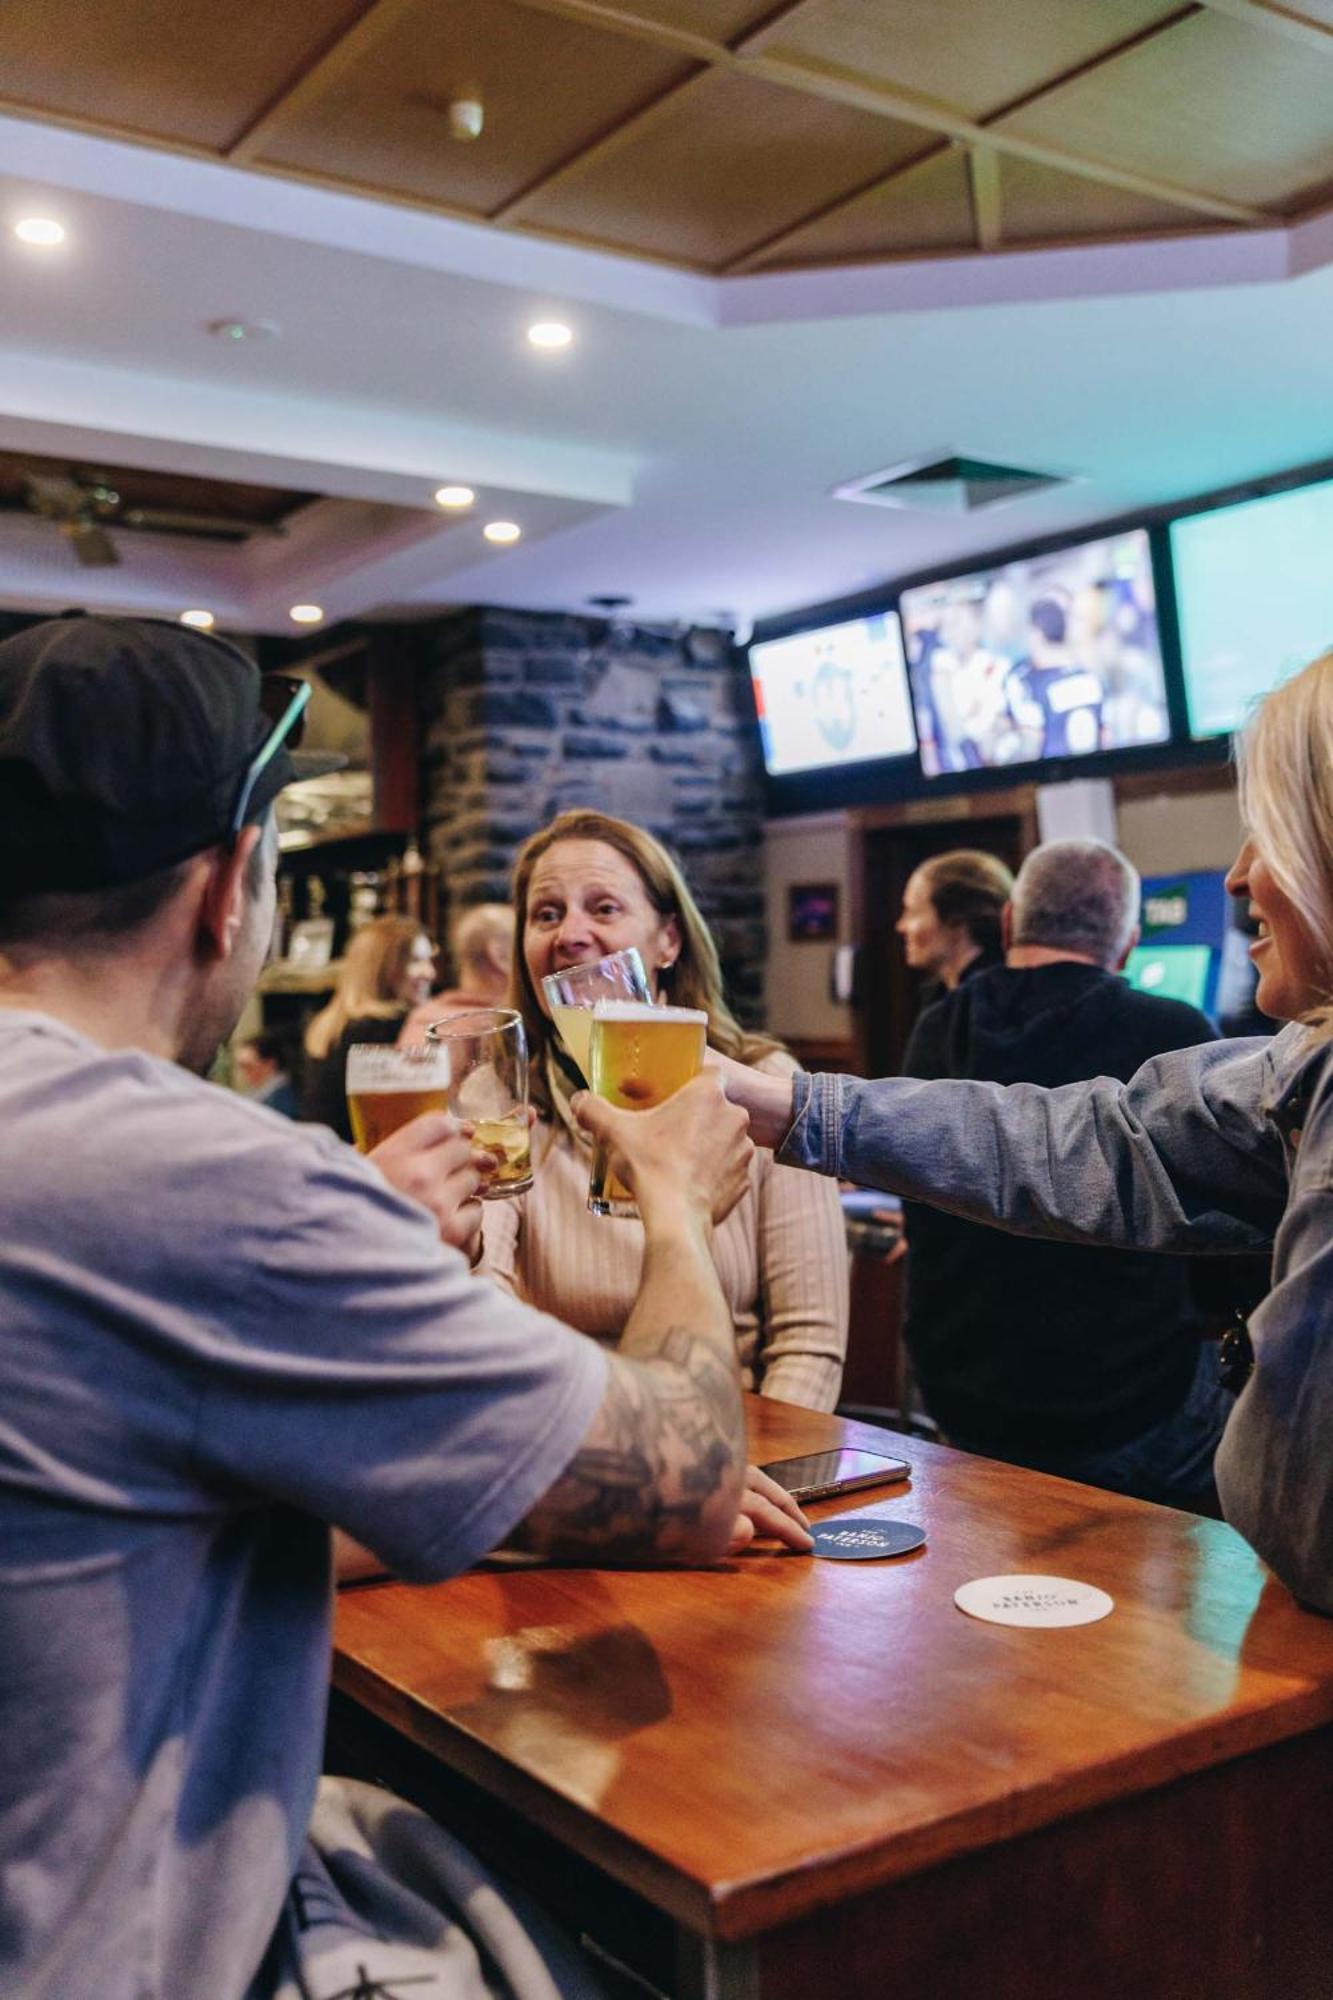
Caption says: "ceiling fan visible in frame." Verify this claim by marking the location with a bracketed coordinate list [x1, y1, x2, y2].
[18, 469, 286, 568]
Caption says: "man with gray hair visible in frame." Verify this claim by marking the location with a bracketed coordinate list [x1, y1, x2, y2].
[897, 838, 1234, 1508]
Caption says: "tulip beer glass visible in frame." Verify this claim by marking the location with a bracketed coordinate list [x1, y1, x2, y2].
[346, 1042, 451, 1153]
[426, 1008, 532, 1198]
[540, 948, 652, 1084]
[586, 1001, 707, 1217]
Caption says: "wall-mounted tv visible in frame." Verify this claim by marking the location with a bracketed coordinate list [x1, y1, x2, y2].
[1170, 474, 1333, 740]
[900, 528, 1170, 779]
[747, 609, 915, 777]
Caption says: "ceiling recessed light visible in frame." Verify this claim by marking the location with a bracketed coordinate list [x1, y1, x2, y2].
[289, 603, 324, 625]
[179, 609, 216, 631]
[434, 484, 475, 510]
[208, 318, 279, 343]
[14, 217, 65, 247]
[527, 321, 572, 351]
[483, 520, 521, 545]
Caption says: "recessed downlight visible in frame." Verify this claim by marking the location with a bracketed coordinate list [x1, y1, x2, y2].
[527, 321, 572, 351]
[434, 484, 475, 510]
[208, 318, 279, 343]
[179, 609, 216, 631]
[14, 217, 65, 247]
[483, 520, 521, 545]
[289, 603, 324, 625]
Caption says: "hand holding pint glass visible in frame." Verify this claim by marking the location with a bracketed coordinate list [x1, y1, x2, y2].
[586, 1001, 707, 1216]
[425, 1008, 533, 1198]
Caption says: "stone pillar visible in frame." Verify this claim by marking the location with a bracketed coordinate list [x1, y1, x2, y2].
[419, 606, 768, 1024]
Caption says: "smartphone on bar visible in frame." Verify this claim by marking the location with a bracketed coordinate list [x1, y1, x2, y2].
[759, 1448, 910, 1504]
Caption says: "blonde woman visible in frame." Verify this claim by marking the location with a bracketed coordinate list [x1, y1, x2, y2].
[300, 915, 435, 1140]
[719, 650, 1333, 1610]
[483, 809, 849, 1411]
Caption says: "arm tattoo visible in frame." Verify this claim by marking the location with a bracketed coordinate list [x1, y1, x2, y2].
[511, 1328, 744, 1564]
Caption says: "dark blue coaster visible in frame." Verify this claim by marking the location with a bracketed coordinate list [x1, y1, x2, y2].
[809, 1514, 926, 1561]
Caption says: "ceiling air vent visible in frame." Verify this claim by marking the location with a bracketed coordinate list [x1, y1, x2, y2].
[832, 453, 1072, 514]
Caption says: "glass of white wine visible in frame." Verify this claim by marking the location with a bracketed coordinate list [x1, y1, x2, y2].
[424, 1008, 532, 1198]
[540, 949, 652, 1084]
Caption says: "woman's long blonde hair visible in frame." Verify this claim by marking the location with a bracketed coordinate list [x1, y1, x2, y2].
[303, 914, 427, 1061]
[1237, 647, 1333, 1033]
[510, 809, 783, 1108]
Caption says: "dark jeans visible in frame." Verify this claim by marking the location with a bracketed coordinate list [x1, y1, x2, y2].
[951, 1343, 1235, 1514]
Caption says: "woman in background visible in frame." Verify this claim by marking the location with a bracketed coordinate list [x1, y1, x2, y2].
[483, 809, 848, 1411]
[896, 848, 1014, 1009]
[300, 915, 435, 1141]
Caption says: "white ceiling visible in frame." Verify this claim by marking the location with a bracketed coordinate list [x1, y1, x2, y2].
[1, 110, 1332, 637]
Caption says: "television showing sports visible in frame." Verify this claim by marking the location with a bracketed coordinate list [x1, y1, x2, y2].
[1123, 944, 1213, 1013]
[748, 610, 915, 777]
[1170, 474, 1333, 740]
[900, 528, 1169, 778]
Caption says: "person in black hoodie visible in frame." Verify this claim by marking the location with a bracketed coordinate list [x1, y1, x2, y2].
[901, 838, 1238, 1509]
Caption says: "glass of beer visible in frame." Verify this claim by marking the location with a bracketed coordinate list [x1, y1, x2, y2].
[586, 1001, 707, 1217]
[346, 1041, 451, 1153]
[425, 1008, 532, 1198]
[540, 949, 652, 1085]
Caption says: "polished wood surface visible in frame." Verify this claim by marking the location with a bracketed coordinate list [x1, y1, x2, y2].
[333, 1397, 1333, 1956]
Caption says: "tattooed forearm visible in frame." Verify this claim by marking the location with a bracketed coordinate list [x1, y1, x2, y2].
[512, 1327, 745, 1565]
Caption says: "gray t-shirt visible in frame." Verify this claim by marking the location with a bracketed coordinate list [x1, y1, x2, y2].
[0, 1010, 607, 1999]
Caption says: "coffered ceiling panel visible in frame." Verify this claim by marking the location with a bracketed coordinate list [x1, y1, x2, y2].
[998, 153, 1223, 244]
[997, 9, 1333, 210]
[743, 144, 975, 270]
[514, 67, 934, 267]
[600, 0, 792, 40]
[257, 0, 693, 217]
[0, 0, 369, 151]
[753, 0, 1186, 120]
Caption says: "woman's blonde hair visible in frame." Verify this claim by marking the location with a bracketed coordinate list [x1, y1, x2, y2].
[918, 849, 1015, 958]
[304, 914, 428, 1060]
[1237, 647, 1333, 1032]
[510, 809, 782, 1107]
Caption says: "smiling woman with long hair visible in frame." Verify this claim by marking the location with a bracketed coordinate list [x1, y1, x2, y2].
[483, 809, 849, 1412]
[715, 649, 1333, 1611]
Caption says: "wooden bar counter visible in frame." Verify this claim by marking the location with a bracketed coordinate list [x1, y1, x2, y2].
[331, 1398, 1333, 1999]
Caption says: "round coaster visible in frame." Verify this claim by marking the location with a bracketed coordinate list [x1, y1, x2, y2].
[953, 1574, 1114, 1628]
[809, 1514, 926, 1561]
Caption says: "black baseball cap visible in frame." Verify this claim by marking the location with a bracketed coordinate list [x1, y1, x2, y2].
[0, 612, 343, 894]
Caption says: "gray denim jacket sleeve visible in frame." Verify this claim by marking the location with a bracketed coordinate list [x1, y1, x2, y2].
[779, 1022, 1333, 1614]
[778, 1032, 1291, 1253]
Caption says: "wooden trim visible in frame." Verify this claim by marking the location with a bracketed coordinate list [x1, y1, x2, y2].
[226, 0, 423, 163]
[722, 139, 951, 274]
[849, 784, 1039, 832]
[967, 144, 1003, 251]
[489, 68, 712, 223]
[743, 50, 1264, 225]
[1196, 0, 1333, 53]
[1113, 762, 1237, 803]
[492, 0, 817, 223]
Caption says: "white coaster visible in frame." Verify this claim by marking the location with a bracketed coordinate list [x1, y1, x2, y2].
[954, 1573, 1114, 1628]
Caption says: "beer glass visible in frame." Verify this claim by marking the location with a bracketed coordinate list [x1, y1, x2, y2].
[346, 1041, 451, 1154]
[540, 948, 651, 1085]
[586, 1001, 707, 1217]
[425, 1008, 532, 1198]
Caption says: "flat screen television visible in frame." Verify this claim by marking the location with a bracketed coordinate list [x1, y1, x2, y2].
[1170, 474, 1333, 739]
[900, 527, 1170, 779]
[1123, 943, 1214, 1013]
[747, 609, 915, 777]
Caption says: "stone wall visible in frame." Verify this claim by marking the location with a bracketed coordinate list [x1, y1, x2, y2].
[418, 605, 769, 1023]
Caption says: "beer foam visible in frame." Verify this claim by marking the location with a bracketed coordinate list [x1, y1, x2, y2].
[590, 1002, 707, 1024]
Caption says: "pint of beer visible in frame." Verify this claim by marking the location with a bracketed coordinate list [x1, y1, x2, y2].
[541, 949, 651, 1085]
[346, 1043, 451, 1153]
[425, 1008, 533, 1199]
[586, 1001, 707, 1216]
